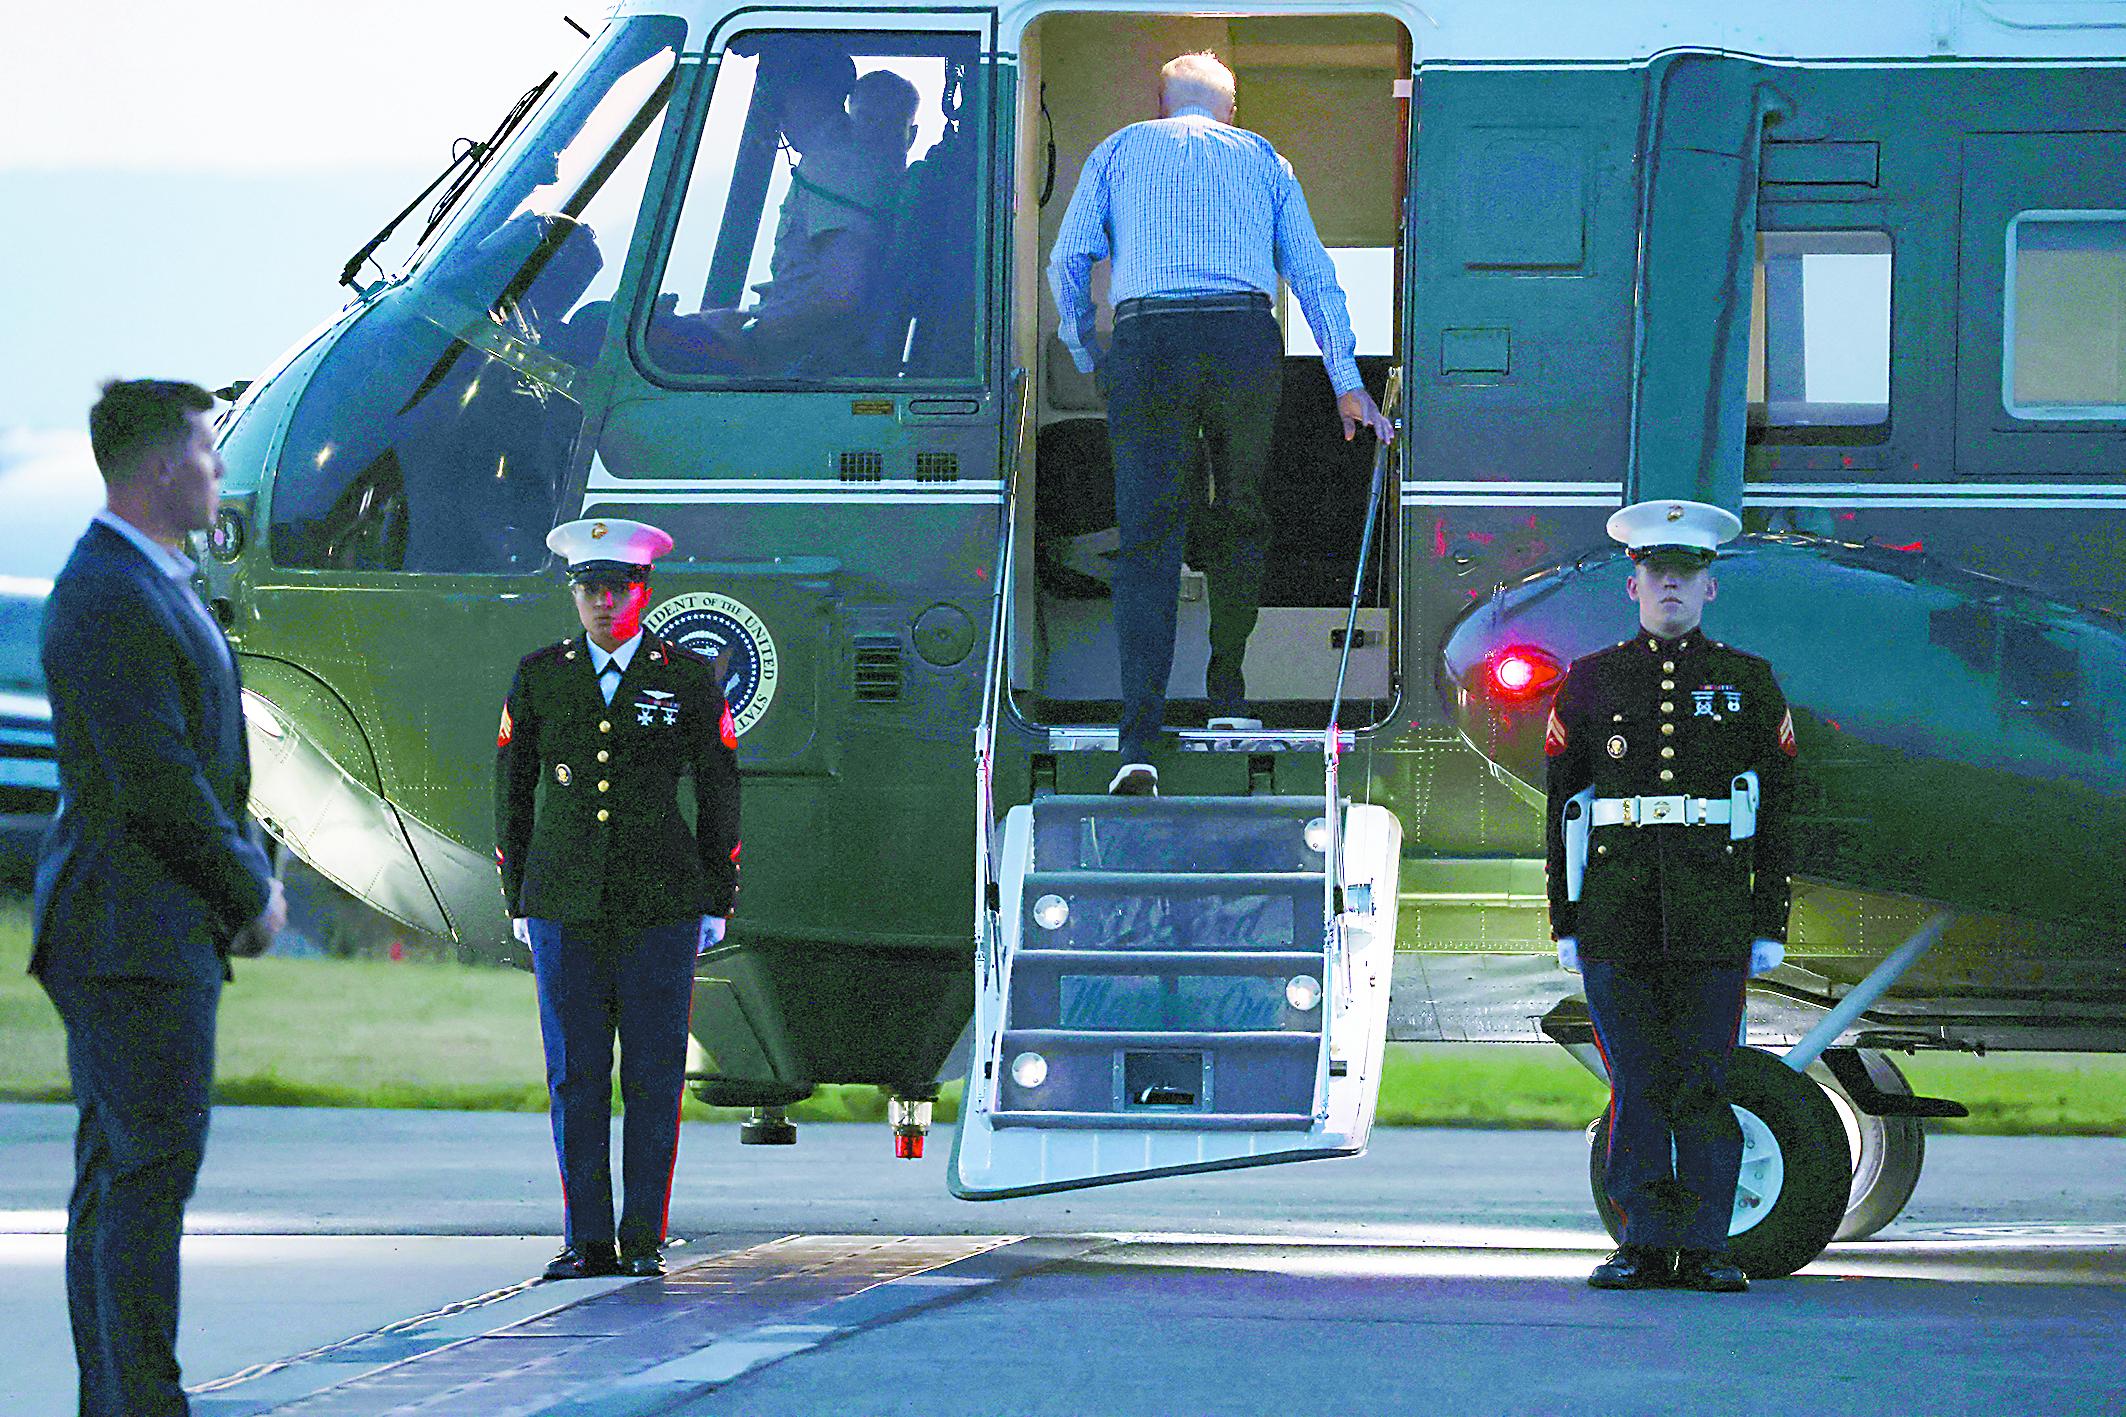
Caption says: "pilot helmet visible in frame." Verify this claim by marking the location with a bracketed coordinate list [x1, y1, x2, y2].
[546, 518, 674, 590]
[1606, 499, 1741, 571]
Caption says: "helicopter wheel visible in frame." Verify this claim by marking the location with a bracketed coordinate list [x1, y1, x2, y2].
[1588, 1047, 1848, 1278]
[1821, 1052, 1926, 1242]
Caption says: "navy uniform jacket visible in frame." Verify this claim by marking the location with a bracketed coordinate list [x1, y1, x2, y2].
[31, 521, 273, 985]
[495, 630, 740, 926]
[1543, 631, 1797, 965]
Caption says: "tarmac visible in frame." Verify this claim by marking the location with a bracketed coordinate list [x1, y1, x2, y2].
[3, 1104, 2123, 1415]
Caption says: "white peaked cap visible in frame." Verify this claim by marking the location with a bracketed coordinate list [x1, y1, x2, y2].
[546, 518, 675, 576]
[1605, 499, 1743, 561]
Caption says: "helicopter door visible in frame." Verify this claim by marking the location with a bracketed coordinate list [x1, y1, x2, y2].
[951, 794, 1401, 1199]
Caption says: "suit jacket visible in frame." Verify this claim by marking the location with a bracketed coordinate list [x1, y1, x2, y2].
[30, 520, 273, 986]
[495, 629, 741, 926]
[1542, 630, 1797, 966]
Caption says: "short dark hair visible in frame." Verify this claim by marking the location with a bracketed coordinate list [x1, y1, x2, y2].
[88, 379, 213, 484]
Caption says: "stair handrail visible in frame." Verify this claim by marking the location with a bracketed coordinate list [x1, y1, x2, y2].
[971, 367, 1032, 1112]
[1322, 366, 1401, 1089]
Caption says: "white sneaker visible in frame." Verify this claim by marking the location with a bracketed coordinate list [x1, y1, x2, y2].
[1107, 762, 1159, 796]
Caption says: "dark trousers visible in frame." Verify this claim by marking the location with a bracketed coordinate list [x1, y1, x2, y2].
[526, 918, 698, 1253]
[1582, 958, 1748, 1250]
[41, 973, 219, 1417]
[1104, 305, 1283, 763]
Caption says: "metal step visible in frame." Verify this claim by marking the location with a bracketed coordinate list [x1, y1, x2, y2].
[1031, 794, 1329, 873]
[990, 1110, 1316, 1131]
[1020, 870, 1328, 954]
[1003, 1029, 1320, 1046]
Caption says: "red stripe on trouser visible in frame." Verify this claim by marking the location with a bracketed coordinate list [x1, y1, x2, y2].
[654, 992, 697, 1245]
[1586, 1014, 1625, 1233]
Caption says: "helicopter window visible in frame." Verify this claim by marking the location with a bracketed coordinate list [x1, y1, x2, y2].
[641, 28, 987, 384]
[2005, 211, 2126, 421]
[418, 17, 685, 369]
[1747, 230, 1891, 442]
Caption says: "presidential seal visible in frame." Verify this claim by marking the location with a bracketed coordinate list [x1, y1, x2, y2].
[645, 592, 779, 736]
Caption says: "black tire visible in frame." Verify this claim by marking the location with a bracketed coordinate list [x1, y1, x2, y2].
[1588, 1046, 1849, 1278]
[1825, 1053, 1926, 1242]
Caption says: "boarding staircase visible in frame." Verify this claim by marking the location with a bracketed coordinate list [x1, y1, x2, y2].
[950, 371, 1403, 1199]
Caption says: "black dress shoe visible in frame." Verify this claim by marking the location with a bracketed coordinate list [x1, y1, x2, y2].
[617, 1248, 665, 1278]
[543, 1242, 619, 1280]
[1673, 1249, 1750, 1293]
[1588, 1245, 1675, 1290]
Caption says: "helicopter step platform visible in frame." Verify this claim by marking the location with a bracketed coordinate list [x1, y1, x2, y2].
[950, 793, 1401, 1199]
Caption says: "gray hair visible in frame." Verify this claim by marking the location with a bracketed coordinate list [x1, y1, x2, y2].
[1160, 52, 1236, 116]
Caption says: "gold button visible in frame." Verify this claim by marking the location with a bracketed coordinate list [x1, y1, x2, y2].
[1661, 701, 1674, 714]
[1659, 769, 1674, 783]
[1596, 844, 1608, 856]
[1661, 723, 1675, 736]
[596, 808, 610, 822]
[1661, 680, 1675, 691]
[1663, 660, 1675, 672]
[1661, 746, 1675, 759]
[598, 780, 610, 792]
[599, 720, 611, 733]
[597, 750, 609, 763]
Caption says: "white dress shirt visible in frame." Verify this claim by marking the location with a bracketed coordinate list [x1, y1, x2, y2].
[588, 632, 642, 706]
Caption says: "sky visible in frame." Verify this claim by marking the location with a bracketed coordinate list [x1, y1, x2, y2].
[0, 2, 594, 576]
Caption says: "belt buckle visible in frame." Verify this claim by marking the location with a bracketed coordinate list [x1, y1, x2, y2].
[1647, 796, 1674, 824]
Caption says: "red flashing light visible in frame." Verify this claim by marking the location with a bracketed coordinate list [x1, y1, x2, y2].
[893, 1129, 925, 1159]
[1488, 646, 1561, 702]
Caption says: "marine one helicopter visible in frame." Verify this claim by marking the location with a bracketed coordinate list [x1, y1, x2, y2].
[204, 0, 2126, 1275]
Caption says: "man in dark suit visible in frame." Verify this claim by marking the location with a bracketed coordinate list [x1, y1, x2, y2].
[1545, 499, 1797, 1294]
[495, 517, 740, 1280]
[31, 379, 286, 1416]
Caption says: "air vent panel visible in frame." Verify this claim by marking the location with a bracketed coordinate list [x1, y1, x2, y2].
[838, 451, 885, 482]
[914, 452, 960, 483]
[854, 636, 903, 702]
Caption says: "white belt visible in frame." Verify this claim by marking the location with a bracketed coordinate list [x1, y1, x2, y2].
[1591, 795, 1732, 828]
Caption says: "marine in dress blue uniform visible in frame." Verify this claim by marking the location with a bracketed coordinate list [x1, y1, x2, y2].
[1544, 501, 1798, 1293]
[495, 519, 741, 1279]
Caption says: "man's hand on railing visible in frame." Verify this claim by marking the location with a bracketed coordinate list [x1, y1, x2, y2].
[1337, 388, 1395, 444]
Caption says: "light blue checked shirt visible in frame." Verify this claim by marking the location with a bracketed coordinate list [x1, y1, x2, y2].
[1048, 108, 1363, 396]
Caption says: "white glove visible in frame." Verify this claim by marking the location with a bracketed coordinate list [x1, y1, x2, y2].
[1556, 936, 1581, 974]
[511, 917, 531, 946]
[1749, 937, 1786, 975]
[699, 915, 727, 954]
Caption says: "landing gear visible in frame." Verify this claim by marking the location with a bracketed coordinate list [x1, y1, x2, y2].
[1820, 1052, 1926, 1242]
[1589, 1047, 1849, 1279]
[739, 1104, 798, 1146]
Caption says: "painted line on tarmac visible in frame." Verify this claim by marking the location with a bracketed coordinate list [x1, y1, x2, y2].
[193, 1235, 1061, 1417]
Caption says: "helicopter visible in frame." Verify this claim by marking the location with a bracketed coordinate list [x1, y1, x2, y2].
[201, 0, 2126, 1275]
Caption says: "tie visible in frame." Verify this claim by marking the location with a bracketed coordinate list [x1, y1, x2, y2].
[599, 663, 622, 705]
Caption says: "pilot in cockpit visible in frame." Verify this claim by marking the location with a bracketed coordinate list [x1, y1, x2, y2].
[651, 52, 919, 375]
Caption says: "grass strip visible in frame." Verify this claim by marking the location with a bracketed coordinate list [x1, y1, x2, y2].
[1, 915, 2120, 1134]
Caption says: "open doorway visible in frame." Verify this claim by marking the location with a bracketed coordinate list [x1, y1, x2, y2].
[1008, 12, 1410, 733]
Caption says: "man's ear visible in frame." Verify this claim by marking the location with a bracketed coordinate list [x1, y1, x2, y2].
[1626, 574, 1642, 604]
[1703, 576, 1718, 604]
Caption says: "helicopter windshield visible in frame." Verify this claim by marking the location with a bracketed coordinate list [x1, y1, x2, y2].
[419, 17, 686, 365]
[266, 17, 686, 575]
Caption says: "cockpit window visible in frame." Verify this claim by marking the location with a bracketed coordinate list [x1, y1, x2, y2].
[267, 18, 684, 575]
[641, 28, 988, 385]
[419, 17, 685, 368]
